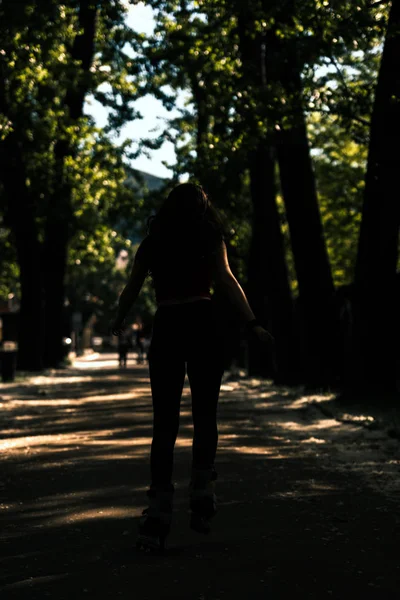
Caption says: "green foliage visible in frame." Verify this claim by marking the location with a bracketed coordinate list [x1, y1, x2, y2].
[0, 1, 155, 331]
[309, 113, 367, 286]
[0, 0, 392, 348]
[0, 223, 19, 300]
[132, 0, 386, 292]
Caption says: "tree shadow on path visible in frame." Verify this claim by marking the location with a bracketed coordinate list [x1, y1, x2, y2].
[0, 356, 399, 599]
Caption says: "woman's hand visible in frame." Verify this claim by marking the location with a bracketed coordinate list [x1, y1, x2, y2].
[111, 317, 126, 337]
[253, 325, 275, 346]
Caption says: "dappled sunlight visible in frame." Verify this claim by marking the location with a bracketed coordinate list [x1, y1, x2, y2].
[258, 390, 278, 399]
[341, 413, 374, 423]
[0, 421, 196, 463]
[220, 383, 241, 392]
[266, 477, 340, 499]
[1, 482, 152, 536]
[224, 445, 279, 456]
[279, 419, 343, 431]
[174, 437, 193, 448]
[254, 401, 282, 410]
[284, 396, 315, 408]
[218, 432, 290, 458]
[88, 451, 149, 462]
[254, 394, 336, 412]
[0, 374, 157, 447]
[2, 0, 399, 585]
[0, 428, 27, 436]
[1, 505, 144, 537]
[287, 395, 335, 409]
[14, 414, 37, 421]
[7, 485, 150, 512]
[74, 358, 125, 369]
[88, 429, 150, 443]
[2, 374, 96, 389]
[2, 350, 399, 574]
[179, 410, 192, 419]
[49, 506, 138, 526]
[0, 389, 151, 410]
[0, 428, 154, 456]
[0, 433, 86, 453]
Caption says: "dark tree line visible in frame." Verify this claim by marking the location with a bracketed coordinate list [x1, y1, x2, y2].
[0, 0, 399, 399]
[136, 0, 399, 396]
[0, 0, 141, 370]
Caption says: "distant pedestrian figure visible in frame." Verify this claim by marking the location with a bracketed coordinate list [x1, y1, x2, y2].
[117, 329, 132, 368]
[112, 182, 273, 552]
[135, 324, 145, 364]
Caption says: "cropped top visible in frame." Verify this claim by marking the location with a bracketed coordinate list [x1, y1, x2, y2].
[135, 235, 215, 304]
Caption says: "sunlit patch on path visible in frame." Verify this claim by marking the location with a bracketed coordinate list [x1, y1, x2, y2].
[0, 352, 399, 597]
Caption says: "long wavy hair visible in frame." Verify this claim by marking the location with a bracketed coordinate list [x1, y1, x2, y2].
[145, 182, 225, 278]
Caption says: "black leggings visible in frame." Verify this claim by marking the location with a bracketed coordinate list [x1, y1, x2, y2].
[148, 299, 225, 487]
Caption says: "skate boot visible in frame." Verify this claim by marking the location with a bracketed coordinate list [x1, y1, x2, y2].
[136, 483, 174, 553]
[189, 468, 217, 534]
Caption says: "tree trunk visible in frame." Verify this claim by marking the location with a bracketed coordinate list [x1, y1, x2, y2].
[0, 52, 46, 370]
[43, 0, 98, 367]
[192, 81, 209, 182]
[236, 8, 298, 381]
[265, 25, 339, 386]
[1, 161, 45, 370]
[0, 131, 45, 370]
[42, 207, 70, 367]
[352, 1, 400, 396]
[15, 222, 45, 371]
[247, 143, 298, 382]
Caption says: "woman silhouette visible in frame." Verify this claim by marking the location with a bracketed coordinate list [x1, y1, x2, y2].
[112, 183, 273, 552]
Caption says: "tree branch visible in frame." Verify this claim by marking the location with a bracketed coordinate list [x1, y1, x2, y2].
[326, 55, 372, 127]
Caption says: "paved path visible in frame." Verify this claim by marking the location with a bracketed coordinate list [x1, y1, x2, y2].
[0, 353, 399, 599]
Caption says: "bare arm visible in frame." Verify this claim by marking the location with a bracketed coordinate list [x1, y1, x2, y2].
[114, 254, 148, 325]
[212, 241, 274, 345]
[212, 240, 256, 323]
